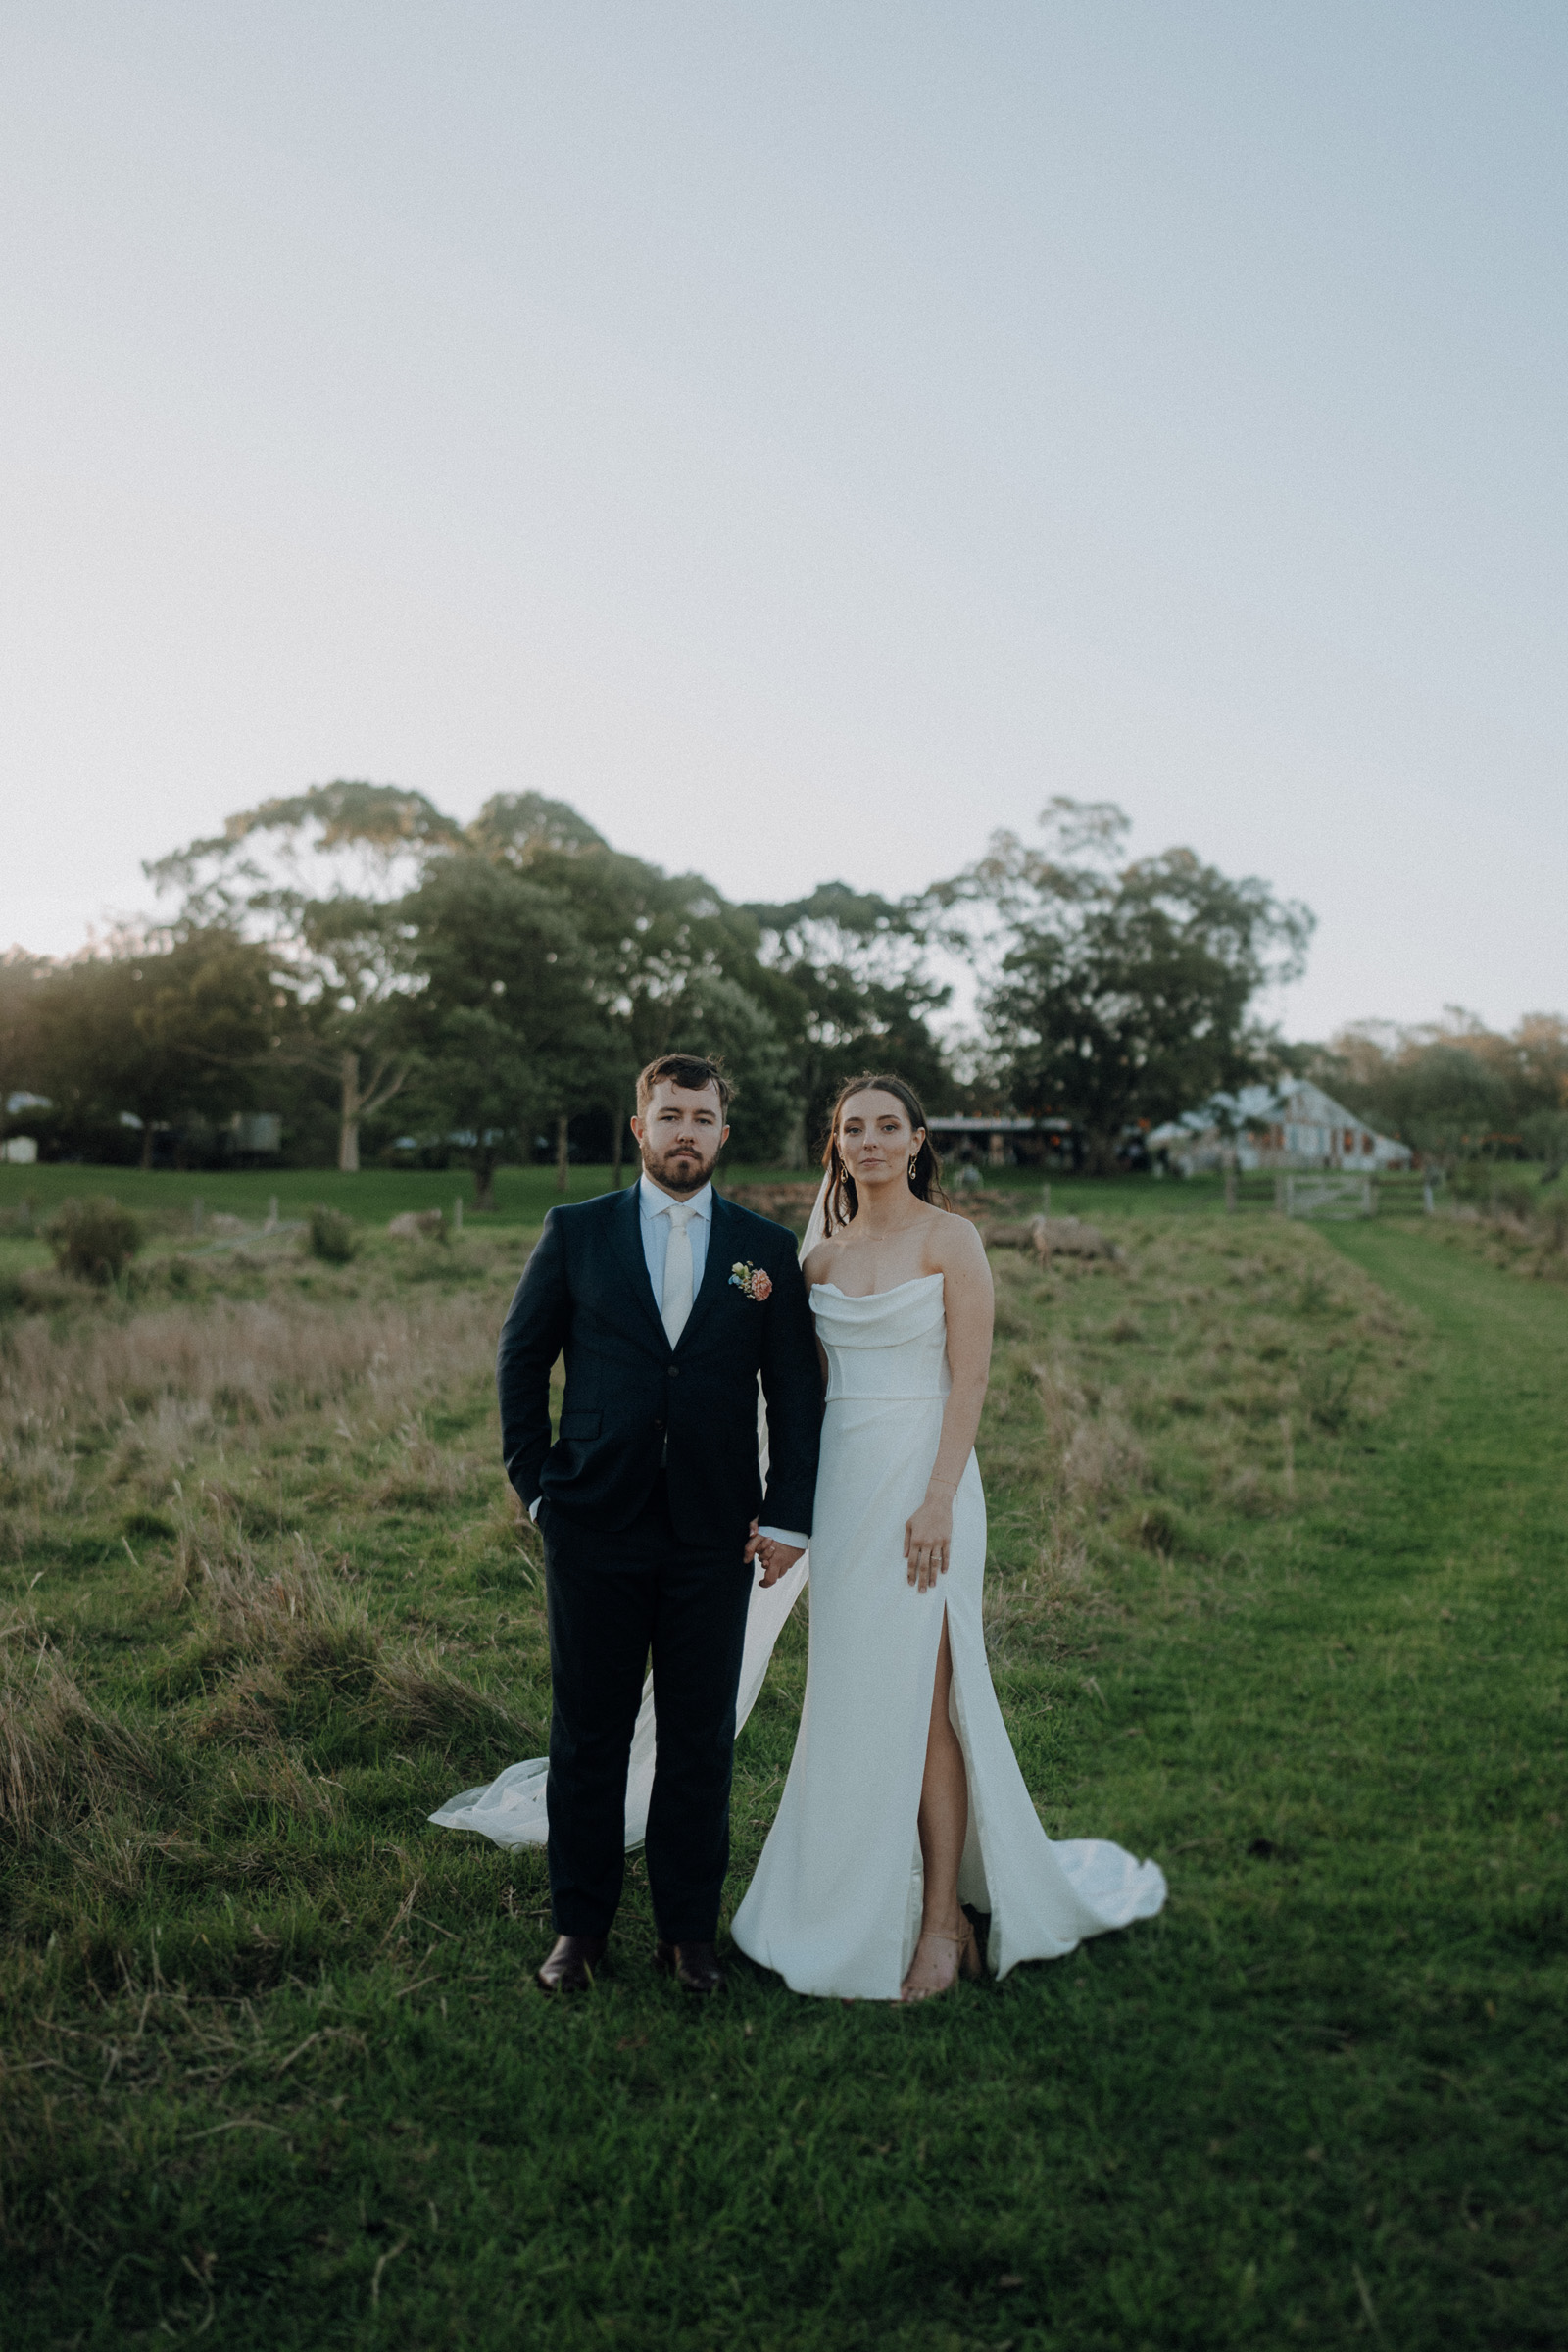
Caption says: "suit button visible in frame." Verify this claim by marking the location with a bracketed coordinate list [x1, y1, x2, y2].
[667, 1367, 680, 1378]
[653, 1417, 664, 1430]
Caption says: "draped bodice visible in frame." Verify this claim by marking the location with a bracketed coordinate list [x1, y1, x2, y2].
[809, 1274, 950, 1403]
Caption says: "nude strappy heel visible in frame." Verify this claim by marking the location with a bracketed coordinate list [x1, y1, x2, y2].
[899, 1916, 983, 2002]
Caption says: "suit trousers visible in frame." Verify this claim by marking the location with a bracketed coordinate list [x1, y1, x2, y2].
[539, 1476, 755, 1942]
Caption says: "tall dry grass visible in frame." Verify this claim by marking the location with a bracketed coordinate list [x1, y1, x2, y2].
[975, 1219, 1420, 1665]
[0, 1288, 501, 1436]
[0, 1637, 157, 1848]
[0, 1276, 509, 1561]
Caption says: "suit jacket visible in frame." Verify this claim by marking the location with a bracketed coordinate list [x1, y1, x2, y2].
[497, 1184, 822, 1550]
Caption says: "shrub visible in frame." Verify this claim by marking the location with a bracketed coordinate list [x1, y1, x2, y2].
[305, 1205, 358, 1264]
[44, 1197, 142, 1285]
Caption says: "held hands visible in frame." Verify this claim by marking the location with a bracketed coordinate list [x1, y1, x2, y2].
[755, 1538, 805, 1589]
[904, 1486, 956, 1592]
[745, 1519, 805, 1588]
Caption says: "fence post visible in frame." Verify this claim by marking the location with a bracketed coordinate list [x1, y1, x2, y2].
[453, 1196, 463, 1236]
[265, 1196, 278, 1233]
[1224, 1164, 1237, 1215]
[191, 1197, 204, 1235]
[1040, 1182, 1051, 1219]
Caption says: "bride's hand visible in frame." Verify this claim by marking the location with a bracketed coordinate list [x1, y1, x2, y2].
[904, 1493, 955, 1592]
[757, 1539, 804, 1589]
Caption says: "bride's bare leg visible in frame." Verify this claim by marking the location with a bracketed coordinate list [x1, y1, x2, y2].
[901, 1613, 970, 1999]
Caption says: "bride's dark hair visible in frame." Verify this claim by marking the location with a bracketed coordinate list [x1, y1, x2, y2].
[820, 1072, 949, 1236]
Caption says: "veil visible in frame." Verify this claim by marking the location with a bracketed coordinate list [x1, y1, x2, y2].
[429, 1171, 833, 1852]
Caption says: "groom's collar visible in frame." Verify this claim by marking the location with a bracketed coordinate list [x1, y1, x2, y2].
[637, 1172, 714, 1221]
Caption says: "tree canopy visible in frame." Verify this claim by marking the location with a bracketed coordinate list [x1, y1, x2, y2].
[942, 800, 1314, 1170]
[15, 781, 1497, 1190]
[1318, 1009, 1568, 1177]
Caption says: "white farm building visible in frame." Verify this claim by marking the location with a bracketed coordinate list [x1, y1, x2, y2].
[1151, 1081, 1412, 1175]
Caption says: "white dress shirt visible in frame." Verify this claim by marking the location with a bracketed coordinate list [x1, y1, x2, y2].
[638, 1168, 714, 1301]
[531, 1172, 808, 1554]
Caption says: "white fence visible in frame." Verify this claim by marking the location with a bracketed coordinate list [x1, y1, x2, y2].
[1281, 1173, 1374, 1221]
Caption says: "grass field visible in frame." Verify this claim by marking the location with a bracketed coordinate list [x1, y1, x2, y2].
[1, 1174, 1563, 2347]
[0, 1156, 1418, 1243]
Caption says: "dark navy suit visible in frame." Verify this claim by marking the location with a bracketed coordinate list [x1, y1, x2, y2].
[497, 1184, 821, 1940]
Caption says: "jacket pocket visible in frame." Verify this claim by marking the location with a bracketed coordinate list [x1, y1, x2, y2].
[559, 1410, 603, 1441]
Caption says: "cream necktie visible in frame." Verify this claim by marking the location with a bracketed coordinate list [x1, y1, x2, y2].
[661, 1201, 696, 1348]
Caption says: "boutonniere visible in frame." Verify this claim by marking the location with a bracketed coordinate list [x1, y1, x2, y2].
[729, 1260, 773, 1301]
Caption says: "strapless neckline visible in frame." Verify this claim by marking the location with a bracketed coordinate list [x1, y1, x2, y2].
[810, 1274, 944, 1302]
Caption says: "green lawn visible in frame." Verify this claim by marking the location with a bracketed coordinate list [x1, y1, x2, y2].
[0, 1159, 650, 1238]
[0, 1154, 1435, 1244]
[1, 1207, 1562, 2347]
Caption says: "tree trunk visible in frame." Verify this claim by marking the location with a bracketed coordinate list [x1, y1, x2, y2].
[338, 1050, 361, 1173]
[556, 1112, 569, 1193]
[612, 1097, 625, 1189]
[472, 1152, 497, 1212]
[139, 1125, 153, 1171]
[1083, 1128, 1119, 1177]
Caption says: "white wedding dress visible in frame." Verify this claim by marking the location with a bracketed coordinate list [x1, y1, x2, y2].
[729, 1274, 1165, 1998]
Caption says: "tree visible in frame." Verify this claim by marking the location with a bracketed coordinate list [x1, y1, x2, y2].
[275, 896, 418, 1172]
[743, 883, 955, 1159]
[662, 972, 797, 1163]
[0, 952, 49, 1152]
[30, 929, 281, 1165]
[953, 801, 1314, 1173]
[393, 858, 614, 1208]
[146, 782, 463, 1171]
[136, 781, 961, 1179]
[469, 793, 801, 1173]
[1321, 1008, 1568, 1174]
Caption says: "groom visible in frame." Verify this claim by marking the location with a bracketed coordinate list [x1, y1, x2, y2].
[497, 1054, 821, 1995]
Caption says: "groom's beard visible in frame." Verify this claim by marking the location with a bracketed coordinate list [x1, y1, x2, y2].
[639, 1136, 719, 1196]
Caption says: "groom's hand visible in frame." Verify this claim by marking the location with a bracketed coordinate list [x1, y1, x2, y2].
[742, 1517, 763, 1565]
[756, 1540, 805, 1590]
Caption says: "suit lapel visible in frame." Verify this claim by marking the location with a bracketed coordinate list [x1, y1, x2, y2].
[611, 1183, 670, 1353]
[674, 1193, 735, 1355]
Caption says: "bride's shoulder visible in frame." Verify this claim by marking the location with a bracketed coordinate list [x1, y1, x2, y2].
[801, 1235, 842, 1288]
[922, 1201, 989, 1271]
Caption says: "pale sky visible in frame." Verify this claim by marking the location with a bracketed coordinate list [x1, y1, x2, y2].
[2, 2, 1564, 1042]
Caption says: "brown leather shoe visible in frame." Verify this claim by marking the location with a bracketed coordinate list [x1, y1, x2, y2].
[536, 1934, 608, 1994]
[654, 1939, 726, 1994]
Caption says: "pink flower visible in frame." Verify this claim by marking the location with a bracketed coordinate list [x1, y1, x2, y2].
[751, 1268, 773, 1302]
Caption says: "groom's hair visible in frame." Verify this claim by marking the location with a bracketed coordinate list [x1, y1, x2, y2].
[635, 1054, 733, 1113]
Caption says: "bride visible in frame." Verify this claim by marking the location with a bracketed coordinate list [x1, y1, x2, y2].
[431, 1072, 1165, 2000]
[731, 1075, 1164, 2000]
